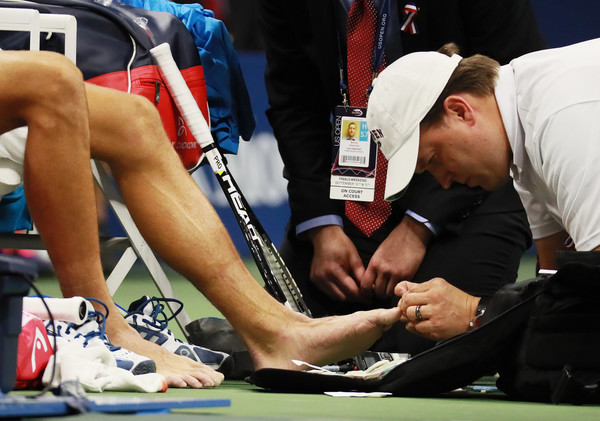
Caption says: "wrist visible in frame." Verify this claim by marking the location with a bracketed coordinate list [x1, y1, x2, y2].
[468, 296, 489, 331]
[404, 210, 439, 237]
[307, 224, 341, 245]
[402, 215, 433, 246]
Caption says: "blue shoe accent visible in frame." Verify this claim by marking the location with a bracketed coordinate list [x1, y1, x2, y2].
[125, 296, 231, 371]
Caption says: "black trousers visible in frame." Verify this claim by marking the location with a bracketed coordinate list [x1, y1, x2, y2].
[279, 208, 532, 357]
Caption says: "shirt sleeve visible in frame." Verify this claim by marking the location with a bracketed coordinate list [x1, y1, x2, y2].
[537, 102, 600, 251]
[513, 178, 562, 241]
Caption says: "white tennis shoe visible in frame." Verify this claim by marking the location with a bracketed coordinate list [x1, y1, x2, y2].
[44, 298, 156, 375]
[124, 296, 231, 372]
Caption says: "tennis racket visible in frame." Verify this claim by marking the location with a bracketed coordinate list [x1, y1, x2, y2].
[150, 43, 312, 317]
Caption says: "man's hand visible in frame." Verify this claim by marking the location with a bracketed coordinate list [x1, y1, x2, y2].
[307, 225, 367, 302]
[361, 215, 432, 299]
[396, 278, 480, 341]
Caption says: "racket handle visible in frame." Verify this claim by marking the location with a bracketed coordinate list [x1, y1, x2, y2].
[150, 43, 213, 149]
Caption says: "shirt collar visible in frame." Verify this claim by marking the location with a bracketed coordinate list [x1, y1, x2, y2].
[495, 64, 525, 181]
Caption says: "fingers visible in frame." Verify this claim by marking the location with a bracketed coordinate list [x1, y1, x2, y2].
[360, 266, 376, 299]
[415, 304, 424, 322]
[399, 279, 434, 295]
[394, 281, 419, 297]
[309, 243, 365, 302]
[313, 277, 346, 301]
[361, 266, 400, 299]
[397, 278, 447, 314]
[398, 290, 427, 319]
[331, 270, 362, 300]
[404, 320, 445, 341]
[349, 253, 366, 284]
[397, 278, 472, 341]
[399, 303, 428, 322]
[314, 270, 362, 302]
[385, 280, 397, 297]
[400, 304, 442, 340]
[397, 281, 432, 324]
[373, 276, 399, 299]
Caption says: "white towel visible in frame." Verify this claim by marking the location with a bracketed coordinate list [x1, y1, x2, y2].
[42, 341, 167, 393]
[0, 126, 26, 197]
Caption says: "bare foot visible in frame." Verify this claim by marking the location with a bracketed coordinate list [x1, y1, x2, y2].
[247, 307, 401, 370]
[108, 319, 224, 388]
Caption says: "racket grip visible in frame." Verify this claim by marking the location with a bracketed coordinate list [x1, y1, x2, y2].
[23, 296, 92, 324]
[150, 43, 213, 148]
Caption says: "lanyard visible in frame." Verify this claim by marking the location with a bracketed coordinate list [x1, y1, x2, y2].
[372, 0, 390, 80]
[338, 0, 392, 107]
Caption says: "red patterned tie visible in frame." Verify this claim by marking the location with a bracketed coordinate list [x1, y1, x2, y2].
[344, 0, 391, 236]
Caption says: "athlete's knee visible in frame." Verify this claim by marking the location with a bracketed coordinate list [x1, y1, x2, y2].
[0, 51, 84, 128]
[127, 93, 161, 126]
[19, 52, 86, 128]
[29, 52, 83, 102]
[120, 94, 172, 156]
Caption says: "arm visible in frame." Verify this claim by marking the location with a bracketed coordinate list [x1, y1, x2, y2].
[534, 102, 600, 253]
[398, 172, 491, 234]
[535, 231, 571, 271]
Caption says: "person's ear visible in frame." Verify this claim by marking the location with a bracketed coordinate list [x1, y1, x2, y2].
[443, 95, 475, 126]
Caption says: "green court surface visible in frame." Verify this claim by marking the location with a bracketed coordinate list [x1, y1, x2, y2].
[14, 255, 599, 420]
[10, 380, 600, 420]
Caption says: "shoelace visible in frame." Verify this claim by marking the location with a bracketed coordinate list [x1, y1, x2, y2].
[49, 297, 121, 351]
[83, 298, 122, 351]
[133, 297, 184, 332]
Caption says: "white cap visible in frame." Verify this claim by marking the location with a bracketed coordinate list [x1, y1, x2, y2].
[367, 51, 462, 201]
